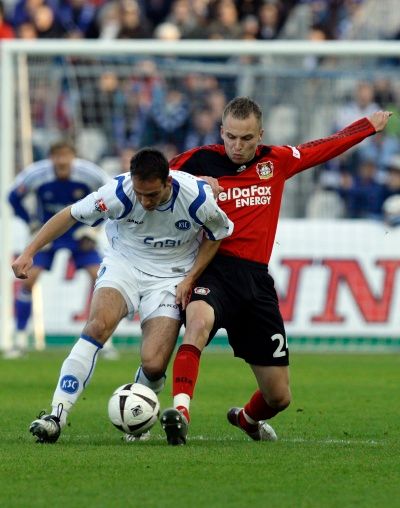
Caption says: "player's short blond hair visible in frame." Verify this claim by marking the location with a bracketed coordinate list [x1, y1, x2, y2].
[222, 97, 263, 127]
[48, 140, 76, 155]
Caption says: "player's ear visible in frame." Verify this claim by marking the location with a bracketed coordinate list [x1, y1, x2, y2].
[259, 129, 264, 141]
[220, 124, 224, 137]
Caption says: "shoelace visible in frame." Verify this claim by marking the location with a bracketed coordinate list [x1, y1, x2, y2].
[35, 402, 64, 421]
[55, 403, 64, 421]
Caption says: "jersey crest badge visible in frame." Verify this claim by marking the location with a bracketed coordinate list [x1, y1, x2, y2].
[256, 161, 274, 180]
[94, 198, 108, 212]
[175, 220, 191, 231]
[194, 287, 210, 296]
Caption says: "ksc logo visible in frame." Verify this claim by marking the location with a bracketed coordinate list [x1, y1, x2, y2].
[60, 375, 79, 394]
[175, 220, 191, 230]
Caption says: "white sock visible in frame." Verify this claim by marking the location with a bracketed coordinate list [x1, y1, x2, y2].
[15, 330, 28, 350]
[51, 336, 103, 427]
[134, 365, 166, 394]
[173, 393, 191, 412]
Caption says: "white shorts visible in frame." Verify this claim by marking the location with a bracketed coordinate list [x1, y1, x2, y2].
[94, 253, 183, 323]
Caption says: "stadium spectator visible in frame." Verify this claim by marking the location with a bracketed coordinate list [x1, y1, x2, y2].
[6, 141, 113, 359]
[153, 20, 181, 40]
[257, 1, 283, 40]
[373, 78, 400, 138]
[141, 86, 190, 151]
[338, 159, 388, 219]
[183, 106, 222, 150]
[142, 0, 174, 27]
[14, 147, 233, 443]
[32, 4, 66, 38]
[207, 0, 242, 39]
[0, 0, 15, 38]
[357, 130, 400, 181]
[305, 184, 345, 219]
[155, 97, 391, 445]
[385, 155, 400, 197]
[235, 0, 263, 19]
[166, 0, 202, 39]
[11, 0, 47, 27]
[334, 81, 379, 131]
[240, 14, 259, 39]
[15, 19, 37, 38]
[382, 194, 400, 228]
[80, 70, 136, 157]
[55, 0, 97, 39]
[115, 0, 152, 39]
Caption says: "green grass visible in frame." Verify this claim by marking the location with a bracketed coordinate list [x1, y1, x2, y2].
[1, 351, 399, 508]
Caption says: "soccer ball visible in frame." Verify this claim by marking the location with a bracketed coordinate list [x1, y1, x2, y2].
[108, 383, 160, 436]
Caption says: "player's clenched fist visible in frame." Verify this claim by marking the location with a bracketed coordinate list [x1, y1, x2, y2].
[368, 111, 392, 132]
[12, 253, 33, 279]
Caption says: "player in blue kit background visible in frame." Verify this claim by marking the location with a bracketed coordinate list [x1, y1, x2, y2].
[6, 141, 115, 359]
[12, 147, 233, 443]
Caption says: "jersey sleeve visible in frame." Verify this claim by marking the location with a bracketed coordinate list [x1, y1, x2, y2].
[192, 182, 234, 241]
[8, 164, 38, 223]
[282, 117, 376, 179]
[70, 178, 125, 226]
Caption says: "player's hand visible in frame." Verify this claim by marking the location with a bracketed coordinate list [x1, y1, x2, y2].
[175, 276, 194, 310]
[199, 176, 224, 198]
[368, 111, 392, 132]
[12, 253, 33, 279]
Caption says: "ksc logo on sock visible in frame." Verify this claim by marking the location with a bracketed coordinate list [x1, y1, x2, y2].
[60, 375, 79, 394]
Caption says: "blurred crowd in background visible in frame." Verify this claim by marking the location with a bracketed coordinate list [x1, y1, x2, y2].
[2, 0, 400, 224]
[3, 0, 400, 43]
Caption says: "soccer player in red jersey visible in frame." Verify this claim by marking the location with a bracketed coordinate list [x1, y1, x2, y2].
[158, 96, 391, 445]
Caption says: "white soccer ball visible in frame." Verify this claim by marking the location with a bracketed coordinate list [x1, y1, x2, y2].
[108, 382, 160, 436]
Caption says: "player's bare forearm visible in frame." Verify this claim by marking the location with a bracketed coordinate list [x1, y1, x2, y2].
[12, 206, 77, 279]
[175, 238, 221, 309]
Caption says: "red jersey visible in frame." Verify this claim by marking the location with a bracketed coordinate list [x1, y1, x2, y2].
[170, 118, 375, 264]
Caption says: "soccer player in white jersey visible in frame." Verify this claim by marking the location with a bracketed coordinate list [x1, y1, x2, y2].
[6, 141, 120, 359]
[12, 147, 233, 443]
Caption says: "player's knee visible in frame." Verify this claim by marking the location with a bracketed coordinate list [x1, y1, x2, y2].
[185, 314, 213, 344]
[83, 318, 111, 343]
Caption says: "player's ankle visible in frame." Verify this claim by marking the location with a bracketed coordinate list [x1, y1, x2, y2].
[176, 405, 190, 423]
[238, 409, 258, 433]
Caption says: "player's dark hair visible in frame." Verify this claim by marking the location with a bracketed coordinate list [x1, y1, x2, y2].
[222, 97, 262, 127]
[48, 140, 76, 155]
[130, 147, 169, 183]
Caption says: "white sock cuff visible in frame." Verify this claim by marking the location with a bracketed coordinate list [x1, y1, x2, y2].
[80, 334, 103, 350]
[174, 393, 191, 410]
[242, 410, 258, 425]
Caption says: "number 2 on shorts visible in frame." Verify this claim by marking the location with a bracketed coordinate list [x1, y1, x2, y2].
[271, 333, 287, 358]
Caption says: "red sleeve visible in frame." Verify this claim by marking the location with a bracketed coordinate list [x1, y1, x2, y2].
[284, 117, 376, 179]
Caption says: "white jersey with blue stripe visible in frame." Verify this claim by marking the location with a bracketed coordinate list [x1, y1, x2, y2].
[9, 158, 110, 223]
[71, 170, 233, 277]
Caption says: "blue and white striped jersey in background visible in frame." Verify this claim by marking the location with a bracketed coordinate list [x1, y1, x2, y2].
[71, 170, 234, 277]
[8, 158, 110, 249]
